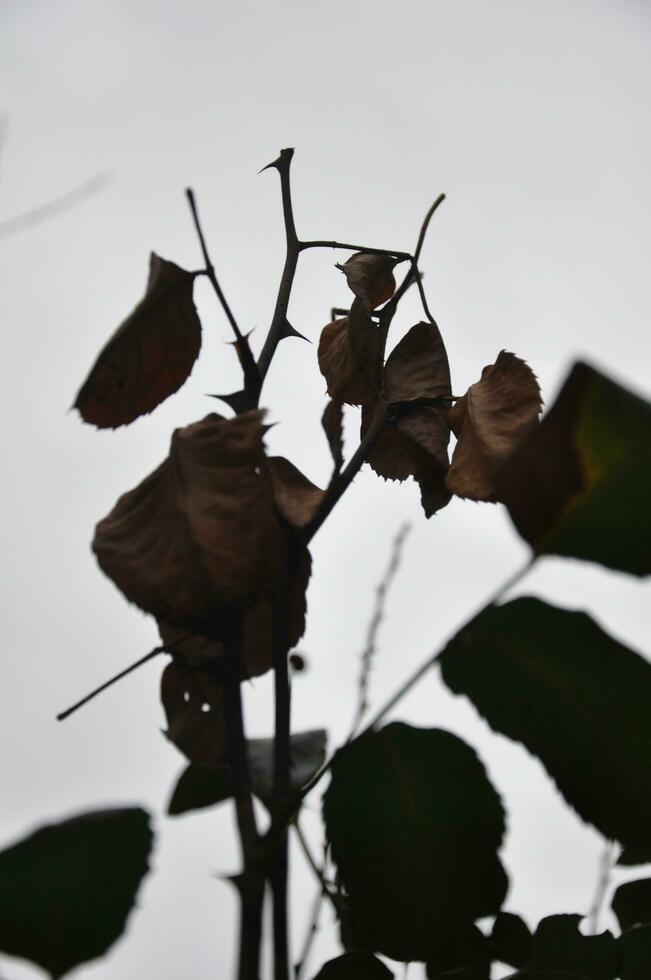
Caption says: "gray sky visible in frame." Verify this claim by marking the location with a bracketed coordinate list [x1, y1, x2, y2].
[2, 0, 651, 976]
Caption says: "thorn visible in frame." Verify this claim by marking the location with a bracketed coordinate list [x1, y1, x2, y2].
[258, 147, 295, 174]
[224, 328, 255, 347]
[208, 390, 250, 414]
[279, 318, 310, 343]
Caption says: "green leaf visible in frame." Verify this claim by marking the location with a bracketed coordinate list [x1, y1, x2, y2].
[440, 597, 651, 851]
[322, 722, 508, 962]
[613, 879, 651, 931]
[494, 362, 651, 576]
[312, 951, 394, 979]
[426, 924, 491, 979]
[618, 925, 651, 980]
[167, 729, 327, 816]
[168, 763, 233, 816]
[0, 807, 153, 978]
[489, 912, 532, 968]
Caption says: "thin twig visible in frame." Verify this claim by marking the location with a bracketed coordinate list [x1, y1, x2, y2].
[293, 819, 338, 911]
[300, 240, 411, 260]
[413, 194, 446, 266]
[185, 188, 259, 396]
[588, 841, 616, 934]
[0, 174, 110, 240]
[303, 400, 389, 544]
[348, 522, 412, 739]
[56, 646, 165, 721]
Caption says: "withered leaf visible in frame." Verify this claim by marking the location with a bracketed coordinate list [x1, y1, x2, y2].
[74, 254, 201, 428]
[161, 660, 225, 768]
[446, 351, 541, 502]
[269, 457, 324, 527]
[157, 547, 312, 680]
[384, 321, 451, 405]
[318, 299, 383, 406]
[93, 411, 288, 637]
[336, 252, 398, 311]
[322, 399, 344, 471]
[363, 402, 451, 517]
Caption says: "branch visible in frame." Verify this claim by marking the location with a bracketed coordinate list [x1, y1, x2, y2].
[0, 174, 110, 240]
[56, 646, 165, 721]
[256, 149, 301, 392]
[348, 521, 412, 738]
[587, 841, 616, 934]
[185, 188, 259, 397]
[300, 240, 411, 260]
[294, 886, 323, 980]
[303, 400, 389, 543]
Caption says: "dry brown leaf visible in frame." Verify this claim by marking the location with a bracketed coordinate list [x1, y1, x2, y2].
[446, 351, 542, 502]
[317, 300, 383, 406]
[93, 411, 287, 637]
[268, 457, 324, 527]
[161, 661, 225, 768]
[74, 254, 201, 428]
[336, 252, 398, 310]
[384, 322, 451, 405]
[362, 402, 451, 517]
[322, 400, 344, 471]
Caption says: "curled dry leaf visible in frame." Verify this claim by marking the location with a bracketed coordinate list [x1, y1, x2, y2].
[268, 456, 324, 527]
[446, 351, 542, 502]
[318, 300, 383, 406]
[336, 252, 398, 311]
[362, 323, 453, 517]
[161, 660, 226, 768]
[74, 254, 201, 428]
[93, 411, 289, 638]
[322, 399, 344, 471]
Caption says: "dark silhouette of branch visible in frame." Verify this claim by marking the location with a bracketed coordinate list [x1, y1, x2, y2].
[185, 188, 259, 397]
[348, 521, 412, 738]
[293, 886, 323, 980]
[56, 646, 165, 721]
[0, 174, 110, 240]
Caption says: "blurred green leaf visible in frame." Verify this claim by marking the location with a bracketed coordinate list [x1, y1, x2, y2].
[323, 722, 508, 962]
[613, 879, 651, 931]
[618, 924, 651, 979]
[0, 807, 153, 978]
[312, 950, 393, 979]
[440, 597, 651, 851]
[495, 362, 651, 576]
[168, 729, 326, 816]
[490, 912, 532, 968]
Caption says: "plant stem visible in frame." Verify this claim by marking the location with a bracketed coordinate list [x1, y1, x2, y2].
[256, 149, 300, 394]
[185, 188, 259, 397]
[300, 240, 411, 260]
[303, 400, 389, 543]
[56, 646, 165, 721]
[222, 660, 263, 980]
[293, 886, 323, 980]
[271, 601, 292, 980]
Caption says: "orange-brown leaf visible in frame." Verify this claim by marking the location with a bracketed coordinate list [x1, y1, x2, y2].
[384, 322, 451, 405]
[446, 351, 542, 502]
[336, 252, 398, 310]
[268, 457, 324, 528]
[74, 254, 201, 428]
[161, 661, 225, 768]
[93, 411, 287, 636]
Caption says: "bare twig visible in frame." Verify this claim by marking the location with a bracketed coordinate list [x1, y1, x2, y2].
[185, 188, 259, 399]
[0, 174, 110, 240]
[588, 841, 616, 934]
[56, 646, 165, 721]
[294, 886, 323, 980]
[348, 522, 412, 739]
[301, 240, 411, 260]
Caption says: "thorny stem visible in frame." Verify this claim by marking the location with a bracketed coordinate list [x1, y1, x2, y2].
[256, 149, 300, 392]
[185, 188, 259, 395]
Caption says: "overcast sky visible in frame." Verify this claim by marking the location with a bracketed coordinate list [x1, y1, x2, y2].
[2, 1, 651, 977]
